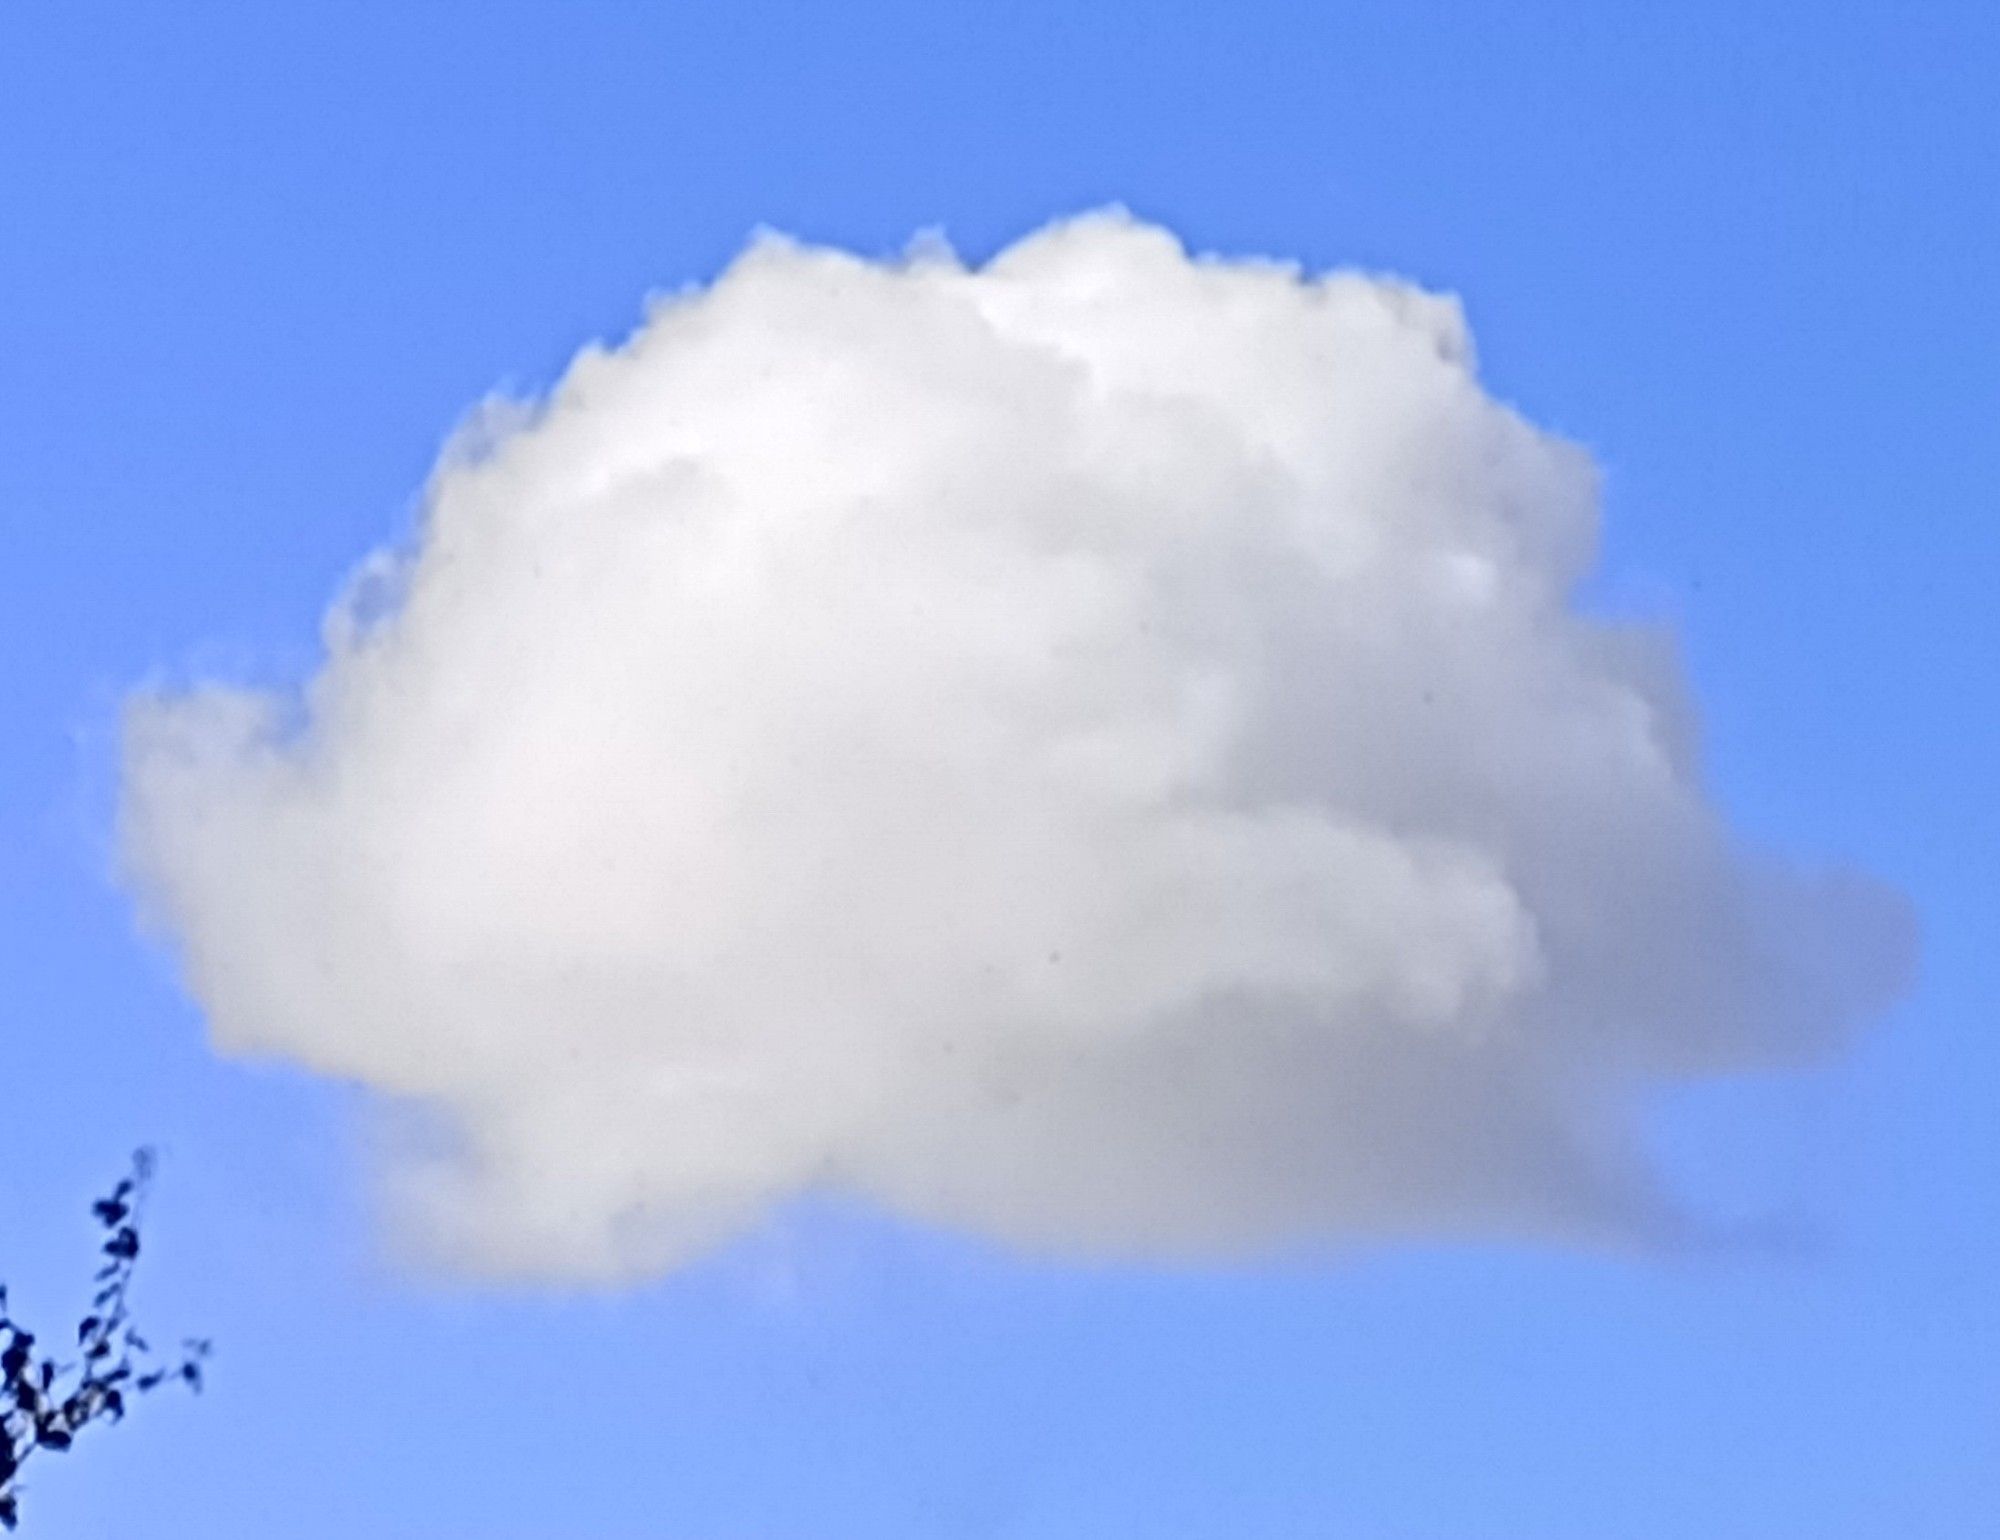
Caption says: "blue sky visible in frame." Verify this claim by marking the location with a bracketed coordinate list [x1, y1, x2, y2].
[3, 2, 1995, 1534]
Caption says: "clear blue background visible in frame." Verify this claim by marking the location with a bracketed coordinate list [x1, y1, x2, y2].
[3, 2, 1994, 1534]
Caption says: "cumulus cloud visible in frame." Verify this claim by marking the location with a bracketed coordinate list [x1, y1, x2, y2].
[120, 211, 1912, 1280]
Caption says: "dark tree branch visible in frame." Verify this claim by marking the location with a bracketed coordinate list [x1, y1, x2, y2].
[0, 1151, 209, 1531]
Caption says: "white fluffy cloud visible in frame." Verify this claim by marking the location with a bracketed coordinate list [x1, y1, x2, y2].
[121, 212, 1912, 1280]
